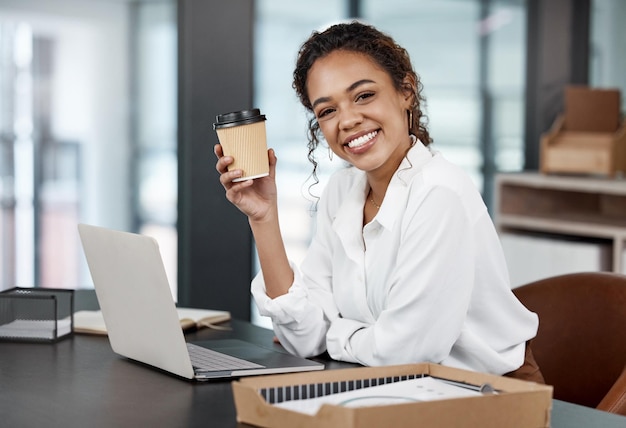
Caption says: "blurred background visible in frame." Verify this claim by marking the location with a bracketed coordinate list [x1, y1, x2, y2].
[0, 0, 624, 326]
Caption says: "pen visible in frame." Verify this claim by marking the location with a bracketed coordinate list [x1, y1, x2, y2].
[430, 376, 498, 394]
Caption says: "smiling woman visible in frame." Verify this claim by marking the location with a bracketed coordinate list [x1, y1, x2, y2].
[214, 21, 543, 383]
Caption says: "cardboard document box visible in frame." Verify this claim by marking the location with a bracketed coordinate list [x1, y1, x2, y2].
[540, 86, 625, 177]
[232, 362, 553, 428]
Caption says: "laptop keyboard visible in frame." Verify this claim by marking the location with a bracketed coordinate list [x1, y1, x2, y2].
[187, 343, 264, 371]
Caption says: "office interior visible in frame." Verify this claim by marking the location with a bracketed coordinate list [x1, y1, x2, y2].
[0, 0, 624, 324]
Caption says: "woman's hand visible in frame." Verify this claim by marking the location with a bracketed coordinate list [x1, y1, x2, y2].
[214, 143, 278, 222]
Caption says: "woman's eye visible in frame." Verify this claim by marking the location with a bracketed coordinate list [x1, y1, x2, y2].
[317, 108, 334, 118]
[356, 92, 375, 102]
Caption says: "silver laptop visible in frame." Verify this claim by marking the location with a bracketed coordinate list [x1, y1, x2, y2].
[77, 223, 324, 381]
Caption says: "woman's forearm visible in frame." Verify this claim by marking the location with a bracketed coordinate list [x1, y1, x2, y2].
[249, 213, 293, 299]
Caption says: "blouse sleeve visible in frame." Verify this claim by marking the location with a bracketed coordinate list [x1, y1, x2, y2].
[250, 181, 342, 358]
[325, 186, 477, 366]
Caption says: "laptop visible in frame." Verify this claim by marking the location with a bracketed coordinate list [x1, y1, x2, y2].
[77, 223, 324, 381]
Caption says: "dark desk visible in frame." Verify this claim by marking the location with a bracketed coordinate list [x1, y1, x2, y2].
[1, 320, 625, 428]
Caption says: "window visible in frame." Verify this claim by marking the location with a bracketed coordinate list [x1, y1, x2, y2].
[0, 0, 178, 298]
[363, 0, 527, 206]
[590, 0, 626, 112]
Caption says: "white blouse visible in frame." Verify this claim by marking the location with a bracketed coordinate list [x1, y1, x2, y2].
[251, 141, 538, 375]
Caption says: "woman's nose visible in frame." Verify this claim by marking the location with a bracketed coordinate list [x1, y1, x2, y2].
[338, 107, 363, 130]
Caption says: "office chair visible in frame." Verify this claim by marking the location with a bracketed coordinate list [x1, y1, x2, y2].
[513, 271, 626, 415]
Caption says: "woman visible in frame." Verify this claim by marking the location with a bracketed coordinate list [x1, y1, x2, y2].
[215, 21, 543, 382]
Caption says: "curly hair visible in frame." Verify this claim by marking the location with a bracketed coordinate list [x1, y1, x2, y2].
[292, 20, 432, 181]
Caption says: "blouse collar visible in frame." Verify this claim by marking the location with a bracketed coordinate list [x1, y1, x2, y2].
[332, 137, 434, 244]
[372, 138, 433, 230]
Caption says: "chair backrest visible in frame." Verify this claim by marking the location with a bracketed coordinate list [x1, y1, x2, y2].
[513, 272, 626, 409]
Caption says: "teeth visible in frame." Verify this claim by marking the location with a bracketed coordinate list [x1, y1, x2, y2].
[347, 131, 377, 148]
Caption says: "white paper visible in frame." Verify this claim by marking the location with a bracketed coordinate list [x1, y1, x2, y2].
[0, 318, 72, 339]
[274, 377, 482, 416]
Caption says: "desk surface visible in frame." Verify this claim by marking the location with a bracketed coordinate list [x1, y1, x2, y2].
[1, 319, 625, 428]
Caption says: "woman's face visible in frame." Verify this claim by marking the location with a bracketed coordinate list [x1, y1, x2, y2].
[306, 50, 412, 177]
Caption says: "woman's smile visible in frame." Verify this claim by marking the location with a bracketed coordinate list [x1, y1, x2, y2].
[345, 130, 378, 153]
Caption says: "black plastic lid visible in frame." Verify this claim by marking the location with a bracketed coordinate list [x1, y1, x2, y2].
[213, 108, 266, 129]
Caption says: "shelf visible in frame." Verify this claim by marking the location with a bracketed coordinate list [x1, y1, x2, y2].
[496, 172, 626, 195]
[498, 214, 626, 241]
[495, 172, 626, 274]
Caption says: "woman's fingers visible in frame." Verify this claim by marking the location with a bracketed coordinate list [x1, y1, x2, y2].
[216, 154, 236, 180]
[267, 148, 277, 178]
[217, 156, 248, 191]
[219, 169, 245, 186]
[224, 179, 255, 208]
[215, 145, 228, 173]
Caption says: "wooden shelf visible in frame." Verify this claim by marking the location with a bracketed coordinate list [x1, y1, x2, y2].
[496, 172, 626, 195]
[495, 172, 626, 273]
[498, 214, 626, 240]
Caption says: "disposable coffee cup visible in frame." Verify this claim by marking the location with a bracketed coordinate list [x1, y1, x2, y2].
[213, 109, 269, 182]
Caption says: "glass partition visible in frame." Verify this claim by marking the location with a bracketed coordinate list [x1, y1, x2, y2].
[363, 0, 527, 204]
[0, 0, 178, 298]
[590, 0, 626, 112]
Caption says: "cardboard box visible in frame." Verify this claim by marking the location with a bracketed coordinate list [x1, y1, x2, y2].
[564, 86, 621, 132]
[232, 363, 553, 428]
[540, 86, 626, 177]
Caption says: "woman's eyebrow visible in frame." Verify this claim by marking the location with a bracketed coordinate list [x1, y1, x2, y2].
[347, 79, 375, 92]
[311, 79, 376, 109]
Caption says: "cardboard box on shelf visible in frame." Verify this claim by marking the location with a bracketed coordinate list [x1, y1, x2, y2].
[232, 362, 553, 428]
[540, 86, 626, 177]
[564, 86, 621, 132]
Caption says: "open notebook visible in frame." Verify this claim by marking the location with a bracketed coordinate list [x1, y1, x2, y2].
[73, 307, 232, 335]
[77, 223, 324, 381]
